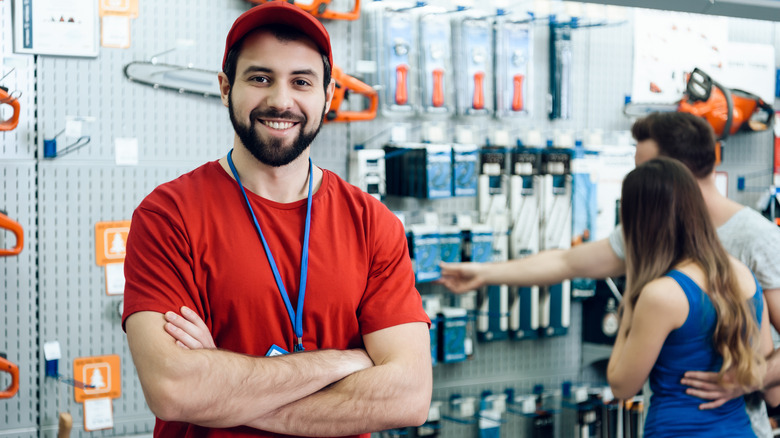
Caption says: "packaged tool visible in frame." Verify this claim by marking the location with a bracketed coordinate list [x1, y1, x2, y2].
[366, 3, 418, 115]
[452, 12, 493, 116]
[495, 14, 533, 118]
[549, 16, 572, 120]
[326, 65, 378, 123]
[417, 8, 454, 115]
[678, 67, 774, 141]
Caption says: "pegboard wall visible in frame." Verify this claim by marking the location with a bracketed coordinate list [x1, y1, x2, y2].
[1, 1, 779, 437]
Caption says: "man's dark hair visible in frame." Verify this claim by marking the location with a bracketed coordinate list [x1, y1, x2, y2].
[222, 24, 331, 92]
[631, 112, 717, 178]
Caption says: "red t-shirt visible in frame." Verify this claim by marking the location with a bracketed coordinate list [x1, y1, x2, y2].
[122, 160, 429, 438]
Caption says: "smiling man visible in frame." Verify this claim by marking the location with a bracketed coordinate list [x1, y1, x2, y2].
[121, 3, 432, 438]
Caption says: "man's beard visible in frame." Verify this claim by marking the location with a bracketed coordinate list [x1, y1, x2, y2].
[228, 91, 325, 167]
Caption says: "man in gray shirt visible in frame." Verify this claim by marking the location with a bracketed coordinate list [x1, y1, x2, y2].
[440, 112, 780, 437]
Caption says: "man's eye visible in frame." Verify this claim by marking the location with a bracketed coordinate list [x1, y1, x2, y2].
[295, 80, 311, 87]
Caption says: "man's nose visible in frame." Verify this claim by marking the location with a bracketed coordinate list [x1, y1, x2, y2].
[266, 83, 294, 111]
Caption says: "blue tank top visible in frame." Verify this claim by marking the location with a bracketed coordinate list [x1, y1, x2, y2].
[644, 270, 763, 438]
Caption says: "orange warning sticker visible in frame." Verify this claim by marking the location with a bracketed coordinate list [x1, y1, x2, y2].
[95, 221, 131, 266]
[73, 355, 121, 402]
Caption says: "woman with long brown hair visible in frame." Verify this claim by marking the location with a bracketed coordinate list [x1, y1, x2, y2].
[607, 157, 772, 437]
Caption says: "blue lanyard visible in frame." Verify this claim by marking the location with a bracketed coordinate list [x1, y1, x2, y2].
[226, 149, 312, 352]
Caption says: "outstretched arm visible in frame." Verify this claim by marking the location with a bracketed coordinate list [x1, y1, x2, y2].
[439, 238, 625, 294]
[164, 308, 433, 435]
[126, 310, 374, 428]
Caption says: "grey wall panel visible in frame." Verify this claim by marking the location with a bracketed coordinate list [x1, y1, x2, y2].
[37, 163, 195, 438]
[717, 130, 774, 210]
[585, 19, 635, 132]
[0, 163, 38, 433]
[0, 0, 36, 160]
[2, 0, 779, 436]
[429, 302, 583, 438]
[35, 0, 246, 165]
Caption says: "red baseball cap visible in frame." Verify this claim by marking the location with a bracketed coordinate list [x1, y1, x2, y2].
[222, 1, 333, 71]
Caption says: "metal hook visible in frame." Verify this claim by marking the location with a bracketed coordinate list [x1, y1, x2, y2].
[0, 68, 15, 83]
[149, 47, 177, 64]
[0, 90, 21, 104]
[43, 134, 91, 159]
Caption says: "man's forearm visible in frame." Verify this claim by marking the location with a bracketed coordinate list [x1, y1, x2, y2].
[763, 349, 780, 390]
[248, 357, 432, 436]
[127, 311, 372, 427]
[181, 348, 373, 427]
[765, 348, 780, 407]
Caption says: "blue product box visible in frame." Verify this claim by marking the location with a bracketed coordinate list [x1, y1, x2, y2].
[452, 144, 479, 197]
[438, 307, 469, 363]
[426, 145, 453, 199]
[439, 226, 462, 264]
[409, 226, 441, 282]
[470, 228, 493, 263]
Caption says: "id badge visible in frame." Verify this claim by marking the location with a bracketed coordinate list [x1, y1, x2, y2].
[266, 344, 289, 357]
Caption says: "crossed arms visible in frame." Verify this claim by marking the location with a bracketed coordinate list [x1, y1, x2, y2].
[126, 309, 432, 436]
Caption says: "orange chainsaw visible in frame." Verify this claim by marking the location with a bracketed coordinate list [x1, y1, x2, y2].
[0, 354, 19, 399]
[0, 85, 20, 131]
[248, 0, 360, 21]
[325, 65, 378, 123]
[0, 210, 23, 256]
[678, 67, 774, 142]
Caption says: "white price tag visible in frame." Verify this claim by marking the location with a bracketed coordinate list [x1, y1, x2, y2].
[115, 137, 139, 165]
[64, 120, 83, 138]
[105, 262, 125, 296]
[84, 397, 114, 431]
[43, 341, 61, 361]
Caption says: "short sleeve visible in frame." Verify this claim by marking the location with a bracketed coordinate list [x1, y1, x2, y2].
[356, 207, 430, 334]
[609, 224, 626, 261]
[121, 203, 202, 330]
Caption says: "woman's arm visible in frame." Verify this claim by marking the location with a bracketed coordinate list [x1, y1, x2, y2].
[608, 278, 689, 399]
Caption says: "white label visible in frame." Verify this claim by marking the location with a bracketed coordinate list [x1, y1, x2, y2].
[456, 126, 474, 144]
[43, 341, 61, 360]
[494, 129, 510, 147]
[483, 163, 502, 175]
[105, 262, 125, 296]
[101, 16, 130, 49]
[390, 126, 408, 143]
[84, 397, 114, 431]
[115, 137, 139, 165]
[64, 120, 83, 138]
[547, 162, 565, 175]
[427, 126, 446, 143]
[515, 162, 533, 175]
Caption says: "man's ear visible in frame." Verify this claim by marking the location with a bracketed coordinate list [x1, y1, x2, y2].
[323, 78, 336, 115]
[218, 72, 231, 108]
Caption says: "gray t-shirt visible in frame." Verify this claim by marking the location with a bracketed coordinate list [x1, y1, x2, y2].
[608, 207, 780, 438]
